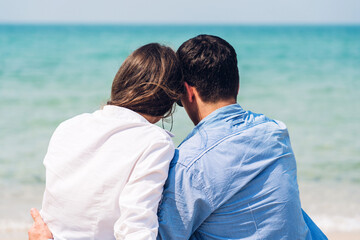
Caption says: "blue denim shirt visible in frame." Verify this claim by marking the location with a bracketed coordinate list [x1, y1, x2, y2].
[157, 104, 327, 239]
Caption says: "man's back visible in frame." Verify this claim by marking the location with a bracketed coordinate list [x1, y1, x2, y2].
[158, 104, 326, 239]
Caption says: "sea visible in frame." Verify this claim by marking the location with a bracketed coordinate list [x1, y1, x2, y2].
[0, 24, 359, 238]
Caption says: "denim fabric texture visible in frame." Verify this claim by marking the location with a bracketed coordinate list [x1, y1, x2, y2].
[157, 104, 327, 240]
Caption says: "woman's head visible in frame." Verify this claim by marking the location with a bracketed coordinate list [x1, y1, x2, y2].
[108, 43, 183, 119]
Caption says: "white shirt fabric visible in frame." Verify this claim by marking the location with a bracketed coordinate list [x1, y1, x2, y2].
[40, 105, 175, 240]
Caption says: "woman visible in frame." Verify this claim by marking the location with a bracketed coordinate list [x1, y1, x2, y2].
[38, 43, 183, 239]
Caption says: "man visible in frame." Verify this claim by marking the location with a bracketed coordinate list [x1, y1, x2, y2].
[29, 35, 327, 239]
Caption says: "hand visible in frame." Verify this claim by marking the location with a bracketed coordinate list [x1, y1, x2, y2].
[28, 208, 53, 240]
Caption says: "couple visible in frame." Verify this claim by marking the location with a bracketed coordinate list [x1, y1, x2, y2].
[29, 35, 327, 240]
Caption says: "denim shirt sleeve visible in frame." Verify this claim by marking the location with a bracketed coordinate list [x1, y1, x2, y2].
[157, 150, 213, 240]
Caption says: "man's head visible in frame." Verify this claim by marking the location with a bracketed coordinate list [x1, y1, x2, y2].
[177, 34, 239, 103]
[177, 35, 240, 124]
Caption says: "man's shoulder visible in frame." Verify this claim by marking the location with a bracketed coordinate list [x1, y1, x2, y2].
[174, 109, 289, 168]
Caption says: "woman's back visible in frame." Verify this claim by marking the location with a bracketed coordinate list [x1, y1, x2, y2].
[41, 105, 174, 240]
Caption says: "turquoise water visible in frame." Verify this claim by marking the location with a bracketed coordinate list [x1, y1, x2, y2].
[1, 25, 359, 186]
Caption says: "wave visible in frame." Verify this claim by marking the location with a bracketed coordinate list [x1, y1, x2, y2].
[312, 215, 360, 232]
[0, 219, 31, 232]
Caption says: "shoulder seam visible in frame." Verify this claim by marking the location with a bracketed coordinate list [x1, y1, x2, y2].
[185, 119, 269, 170]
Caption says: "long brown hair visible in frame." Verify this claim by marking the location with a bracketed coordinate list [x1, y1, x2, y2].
[107, 43, 183, 118]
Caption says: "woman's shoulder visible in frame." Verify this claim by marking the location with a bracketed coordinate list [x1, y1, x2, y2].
[133, 123, 174, 149]
[57, 112, 92, 128]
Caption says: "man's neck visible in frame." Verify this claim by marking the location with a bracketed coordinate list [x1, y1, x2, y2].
[196, 98, 236, 124]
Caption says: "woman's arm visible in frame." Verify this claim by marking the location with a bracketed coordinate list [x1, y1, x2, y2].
[28, 138, 174, 240]
[114, 139, 174, 240]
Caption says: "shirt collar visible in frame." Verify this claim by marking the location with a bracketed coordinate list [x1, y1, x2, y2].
[196, 103, 245, 128]
[101, 105, 150, 123]
[178, 103, 245, 147]
[101, 105, 175, 138]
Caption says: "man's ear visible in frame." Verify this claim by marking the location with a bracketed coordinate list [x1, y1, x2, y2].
[184, 82, 195, 103]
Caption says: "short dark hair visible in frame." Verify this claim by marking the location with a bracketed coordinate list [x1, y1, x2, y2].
[108, 43, 183, 118]
[177, 34, 239, 102]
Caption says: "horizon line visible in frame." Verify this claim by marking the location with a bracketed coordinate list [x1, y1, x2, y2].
[0, 21, 360, 27]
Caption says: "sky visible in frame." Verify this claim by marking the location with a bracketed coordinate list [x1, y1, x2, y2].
[0, 0, 359, 24]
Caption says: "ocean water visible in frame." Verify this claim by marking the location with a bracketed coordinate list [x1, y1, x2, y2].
[0, 25, 359, 237]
